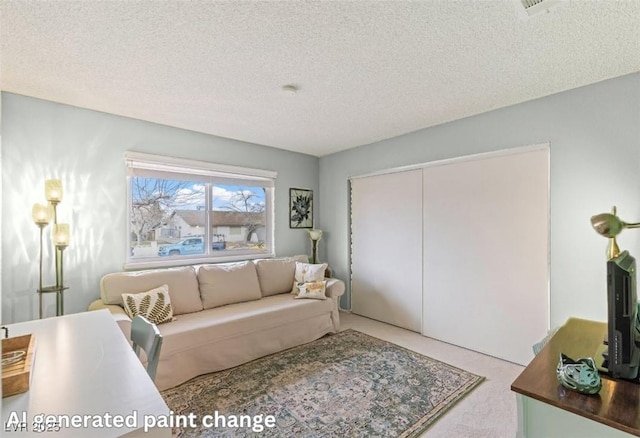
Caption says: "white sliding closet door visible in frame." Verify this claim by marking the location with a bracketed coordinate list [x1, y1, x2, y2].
[422, 146, 549, 365]
[351, 169, 423, 332]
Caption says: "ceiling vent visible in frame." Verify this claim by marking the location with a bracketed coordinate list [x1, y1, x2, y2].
[517, 0, 564, 17]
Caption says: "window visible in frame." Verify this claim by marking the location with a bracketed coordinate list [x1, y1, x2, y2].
[126, 152, 276, 268]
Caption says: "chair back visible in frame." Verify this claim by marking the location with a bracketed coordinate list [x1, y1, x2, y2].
[131, 315, 163, 381]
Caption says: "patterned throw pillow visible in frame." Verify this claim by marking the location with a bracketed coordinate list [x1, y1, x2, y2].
[295, 280, 328, 300]
[122, 284, 174, 325]
[291, 262, 328, 295]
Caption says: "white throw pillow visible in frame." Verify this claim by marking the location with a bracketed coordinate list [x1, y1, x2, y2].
[295, 280, 328, 300]
[291, 262, 327, 295]
[122, 284, 174, 325]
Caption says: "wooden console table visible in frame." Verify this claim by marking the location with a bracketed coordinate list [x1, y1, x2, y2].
[511, 317, 640, 437]
[1, 310, 170, 437]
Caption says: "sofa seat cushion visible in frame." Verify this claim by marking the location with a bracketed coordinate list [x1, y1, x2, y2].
[100, 266, 202, 316]
[158, 294, 333, 357]
[198, 261, 262, 309]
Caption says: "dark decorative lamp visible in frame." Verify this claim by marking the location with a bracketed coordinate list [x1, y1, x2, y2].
[33, 179, 70, 318]
[308, 229, 323, 264]
[590, 206, 640, 260]
[590, 206, 640, 380]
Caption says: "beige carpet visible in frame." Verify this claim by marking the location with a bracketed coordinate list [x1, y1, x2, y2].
[340, 312, 524, 437]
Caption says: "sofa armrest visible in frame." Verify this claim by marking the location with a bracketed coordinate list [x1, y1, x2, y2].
[88, 299, 125, 315]
[88, 300, 132, 341]
[326, 278, 345, 299]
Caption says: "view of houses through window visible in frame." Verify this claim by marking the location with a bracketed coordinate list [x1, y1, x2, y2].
[129, 177, 269, 261]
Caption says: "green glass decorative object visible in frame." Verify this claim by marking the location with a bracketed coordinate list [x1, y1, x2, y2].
[556, 353, 602, 395]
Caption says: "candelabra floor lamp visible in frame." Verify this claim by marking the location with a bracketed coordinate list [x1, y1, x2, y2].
[33, 179, 70, 318]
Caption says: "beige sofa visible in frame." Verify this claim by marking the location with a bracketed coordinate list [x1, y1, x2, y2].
[88, 256, 345, 390]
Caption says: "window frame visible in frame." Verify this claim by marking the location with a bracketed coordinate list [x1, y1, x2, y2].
[124, 152, 276, 269]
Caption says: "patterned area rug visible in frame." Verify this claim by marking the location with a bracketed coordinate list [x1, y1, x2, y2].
[161, 330, 484, 437]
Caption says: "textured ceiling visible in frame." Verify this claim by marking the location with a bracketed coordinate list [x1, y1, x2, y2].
[1, 1, 639, 157]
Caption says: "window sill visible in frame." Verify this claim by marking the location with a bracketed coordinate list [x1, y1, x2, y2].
[123, 251, 275, 271]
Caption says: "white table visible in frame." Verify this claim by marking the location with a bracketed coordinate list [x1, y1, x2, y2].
[1, 310, 171, 437]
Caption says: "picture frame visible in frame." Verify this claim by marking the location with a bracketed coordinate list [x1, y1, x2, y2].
[289, 188, 313, 229]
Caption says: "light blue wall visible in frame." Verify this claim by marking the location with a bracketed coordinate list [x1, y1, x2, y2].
[4, 73, 639, 327]
[320, 72, 640, 328]
[1, 93, 319, 323]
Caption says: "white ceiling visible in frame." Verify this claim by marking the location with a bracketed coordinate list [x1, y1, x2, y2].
[1, 1, 639, 157]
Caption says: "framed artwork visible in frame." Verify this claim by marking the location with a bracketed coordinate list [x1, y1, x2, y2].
[290, 188, 313, 228]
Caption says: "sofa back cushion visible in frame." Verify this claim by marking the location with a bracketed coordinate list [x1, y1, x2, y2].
[198, 261, 262, 309]
[254, 257, 297, 297]
[100, 266, 203, 316]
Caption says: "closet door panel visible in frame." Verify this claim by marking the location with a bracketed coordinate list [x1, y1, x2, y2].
[351, 169, 423, 332]
[422, 148, 549, 365]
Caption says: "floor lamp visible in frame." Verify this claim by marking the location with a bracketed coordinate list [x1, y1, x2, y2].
[308, 229, 323, 264]
[33, 179, 70, 318]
